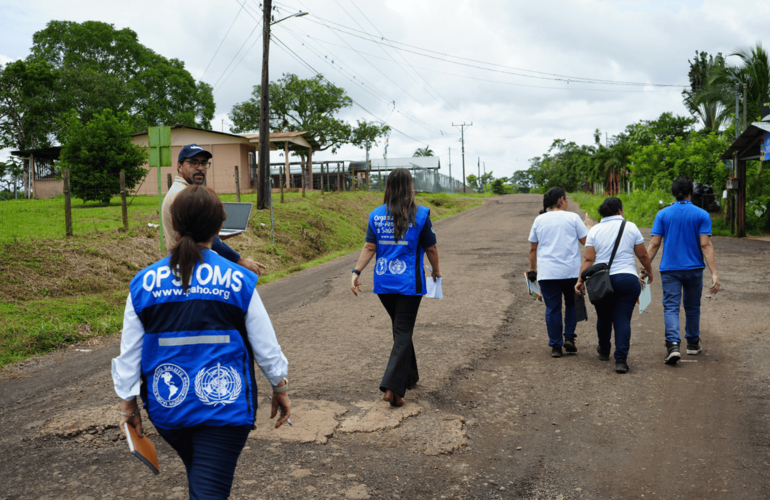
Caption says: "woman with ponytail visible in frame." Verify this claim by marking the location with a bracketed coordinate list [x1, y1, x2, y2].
[112, 185, 291, 499]
[528, 187, 591, 357]
[350, 168, 441, 407]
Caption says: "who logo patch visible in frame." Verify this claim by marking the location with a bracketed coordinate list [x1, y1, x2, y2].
[195, 363, 242, 406]
[388, 258, 407, 275]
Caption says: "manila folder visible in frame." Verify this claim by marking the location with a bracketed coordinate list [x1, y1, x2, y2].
[124, 423, 159, 475]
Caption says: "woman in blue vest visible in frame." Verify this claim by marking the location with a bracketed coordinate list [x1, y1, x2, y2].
[350, 169, 441, 407]
[112, 185, 291, 500]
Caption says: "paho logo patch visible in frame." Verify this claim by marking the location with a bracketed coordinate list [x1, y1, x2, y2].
[195, 363, 242, 406]
[375, 257, 388, 275]
[388, 259, 407, 275]
[153, 364, 190, 408]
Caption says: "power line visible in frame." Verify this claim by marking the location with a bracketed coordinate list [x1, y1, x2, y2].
[209, 1, 263, 91]
[201, 0, 247, 79]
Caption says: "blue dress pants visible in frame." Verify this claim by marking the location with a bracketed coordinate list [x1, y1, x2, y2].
[660, 269, 704, 344]
[156, 425, 251, 500]
[592, 273, 641, 360]
[539, 278, 578, 348]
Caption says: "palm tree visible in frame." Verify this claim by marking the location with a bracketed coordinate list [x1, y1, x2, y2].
[413, 145, 434, 157]
[682, 51, 727, 132]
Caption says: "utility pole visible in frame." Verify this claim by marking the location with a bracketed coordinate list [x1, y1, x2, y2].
[477, 157, 481, 193]
[257, 0, 273, 211]
[452, 122, 472, 193]
[743, 83, 748, 132]
[448, 147, 452, 193]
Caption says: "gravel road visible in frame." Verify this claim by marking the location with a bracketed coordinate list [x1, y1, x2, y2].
[1, 193, 769, 500]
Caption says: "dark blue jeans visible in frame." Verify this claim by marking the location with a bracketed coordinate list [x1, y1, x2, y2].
[592, 273, 641, 360]
[156, 425, 251, 500]
[661, 269, 704, 344]
[539, 279, 578, 348]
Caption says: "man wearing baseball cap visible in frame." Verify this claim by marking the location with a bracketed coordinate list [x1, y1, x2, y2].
[161, 144, 266, 276]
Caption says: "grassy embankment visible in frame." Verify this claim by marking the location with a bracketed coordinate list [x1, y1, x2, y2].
[571, 190, 734, 236]
[0, 191, 482, 367]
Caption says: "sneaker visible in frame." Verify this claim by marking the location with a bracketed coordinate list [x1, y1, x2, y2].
[615, 359, 629, 373]
[686, 341, 702, 355]
[664, 342, 681, 365]
[563, 337, 577, 353]
[596, 345, 610, 361]
[551, 346, 563, 358]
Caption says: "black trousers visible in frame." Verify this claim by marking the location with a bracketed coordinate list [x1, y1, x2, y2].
[378, 293, 423, 397]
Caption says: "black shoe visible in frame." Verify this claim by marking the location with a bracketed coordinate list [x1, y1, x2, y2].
[551, 346, 563, 358]
[563, 337, 577, 353]
[596, 345, 610, 361]
[615, 359, 629, 373]
[686, 341, 702, 355]
[664, 342, 681, 365]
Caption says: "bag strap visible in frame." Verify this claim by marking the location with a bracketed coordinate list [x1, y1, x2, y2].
[607, 220, 626, 269]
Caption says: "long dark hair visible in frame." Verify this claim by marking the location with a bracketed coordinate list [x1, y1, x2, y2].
[598, 197, 623, 217]
[169, 185, 226, 292]
[383, 168, 417, 242]
[540, 187, 567, 214]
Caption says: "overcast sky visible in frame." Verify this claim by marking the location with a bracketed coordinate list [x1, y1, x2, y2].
[2, 0, 769, 179]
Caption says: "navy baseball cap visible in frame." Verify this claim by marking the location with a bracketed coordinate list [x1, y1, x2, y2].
[178, 144, 213, 163]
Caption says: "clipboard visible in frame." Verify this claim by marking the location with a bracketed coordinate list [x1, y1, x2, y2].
[426, 277, 443, 299]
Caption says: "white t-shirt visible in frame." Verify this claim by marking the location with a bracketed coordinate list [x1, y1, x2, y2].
[528, 210, 589, 281]
[585, 215, 644, 277]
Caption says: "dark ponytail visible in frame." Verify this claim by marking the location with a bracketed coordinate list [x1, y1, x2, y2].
[383, 168, 417, 242]
[540, 187, 567, 214]
[671, 176, 694, 201]
[169, 185, 226, 292]
[598, 197, 623, 218]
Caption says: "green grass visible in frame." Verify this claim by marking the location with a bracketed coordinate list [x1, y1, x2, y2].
[571, 190, 675, 228]
[0, 190, 483, 368]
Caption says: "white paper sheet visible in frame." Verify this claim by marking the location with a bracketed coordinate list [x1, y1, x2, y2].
[638, 277, 652, 314]
[426, 277, 443, 299]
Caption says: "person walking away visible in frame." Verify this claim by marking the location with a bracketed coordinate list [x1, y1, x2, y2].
[528, 187, 590, 357]
[162, 144, 266, 276]
[350, 168, 441, 407]
[112, 185, 291, 499]
[576, 197, 653, 373]
[643, 176, 720, 365]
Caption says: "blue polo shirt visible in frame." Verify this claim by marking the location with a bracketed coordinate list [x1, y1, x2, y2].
[651, 200, 711, 272]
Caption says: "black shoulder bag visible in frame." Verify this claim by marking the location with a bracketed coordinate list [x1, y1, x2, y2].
[581, 220, 626, 305]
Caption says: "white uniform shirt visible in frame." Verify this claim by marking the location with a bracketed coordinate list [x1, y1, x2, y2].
[528, 210, 589, 281]
[585, 215, 644, 277]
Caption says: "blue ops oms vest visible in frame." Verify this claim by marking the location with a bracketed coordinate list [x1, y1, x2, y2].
[129, 250, 259, 429]
[369, 204, 430, 296]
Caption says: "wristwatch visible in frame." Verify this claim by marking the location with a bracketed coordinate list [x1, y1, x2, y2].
[272, 378, 289, 393]
[352, 269, 361, 276]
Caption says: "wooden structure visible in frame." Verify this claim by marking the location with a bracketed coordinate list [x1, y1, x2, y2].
[720, 121, 770, 237]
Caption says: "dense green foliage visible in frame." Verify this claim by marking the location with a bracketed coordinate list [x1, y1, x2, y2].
[59, 109, 148, 204]
[572, 190, 675, 229]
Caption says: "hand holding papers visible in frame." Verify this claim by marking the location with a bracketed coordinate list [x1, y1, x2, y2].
[638, 277, 652, 314]
[525, 272, 542, 301]
[425, 266, 443, 299]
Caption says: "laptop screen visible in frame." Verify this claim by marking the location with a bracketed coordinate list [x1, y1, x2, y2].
[222, 203, 253, 230]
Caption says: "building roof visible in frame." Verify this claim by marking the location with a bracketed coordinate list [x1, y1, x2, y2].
[130, 123, 248, 139]
[720, 121, 770, 160]
[239, 131, 322, 152]
[364, 156, 441, 171]
[10, 146, 62, 160]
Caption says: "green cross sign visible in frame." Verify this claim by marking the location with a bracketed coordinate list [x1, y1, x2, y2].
[148, 126, 172, 253]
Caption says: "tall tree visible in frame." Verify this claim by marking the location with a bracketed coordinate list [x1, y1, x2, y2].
[682, 51, 727, 132]
[29, 20, 214, 132]
[58, 109, 148, 204]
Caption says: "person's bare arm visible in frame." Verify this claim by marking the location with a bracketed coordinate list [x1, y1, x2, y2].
[634, 243, 654, 285]
[700, 234, 720, 294]
[646, 235, 662, 262]
[423, 244, 441, 282]
[350, 243, 377, 296]
[575, 246, 596, 294]
[579, 236, 587, 246]
[528, 242, 538, 273]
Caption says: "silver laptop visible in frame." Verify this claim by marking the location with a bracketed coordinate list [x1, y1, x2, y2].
[219, 202, 253, 237]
